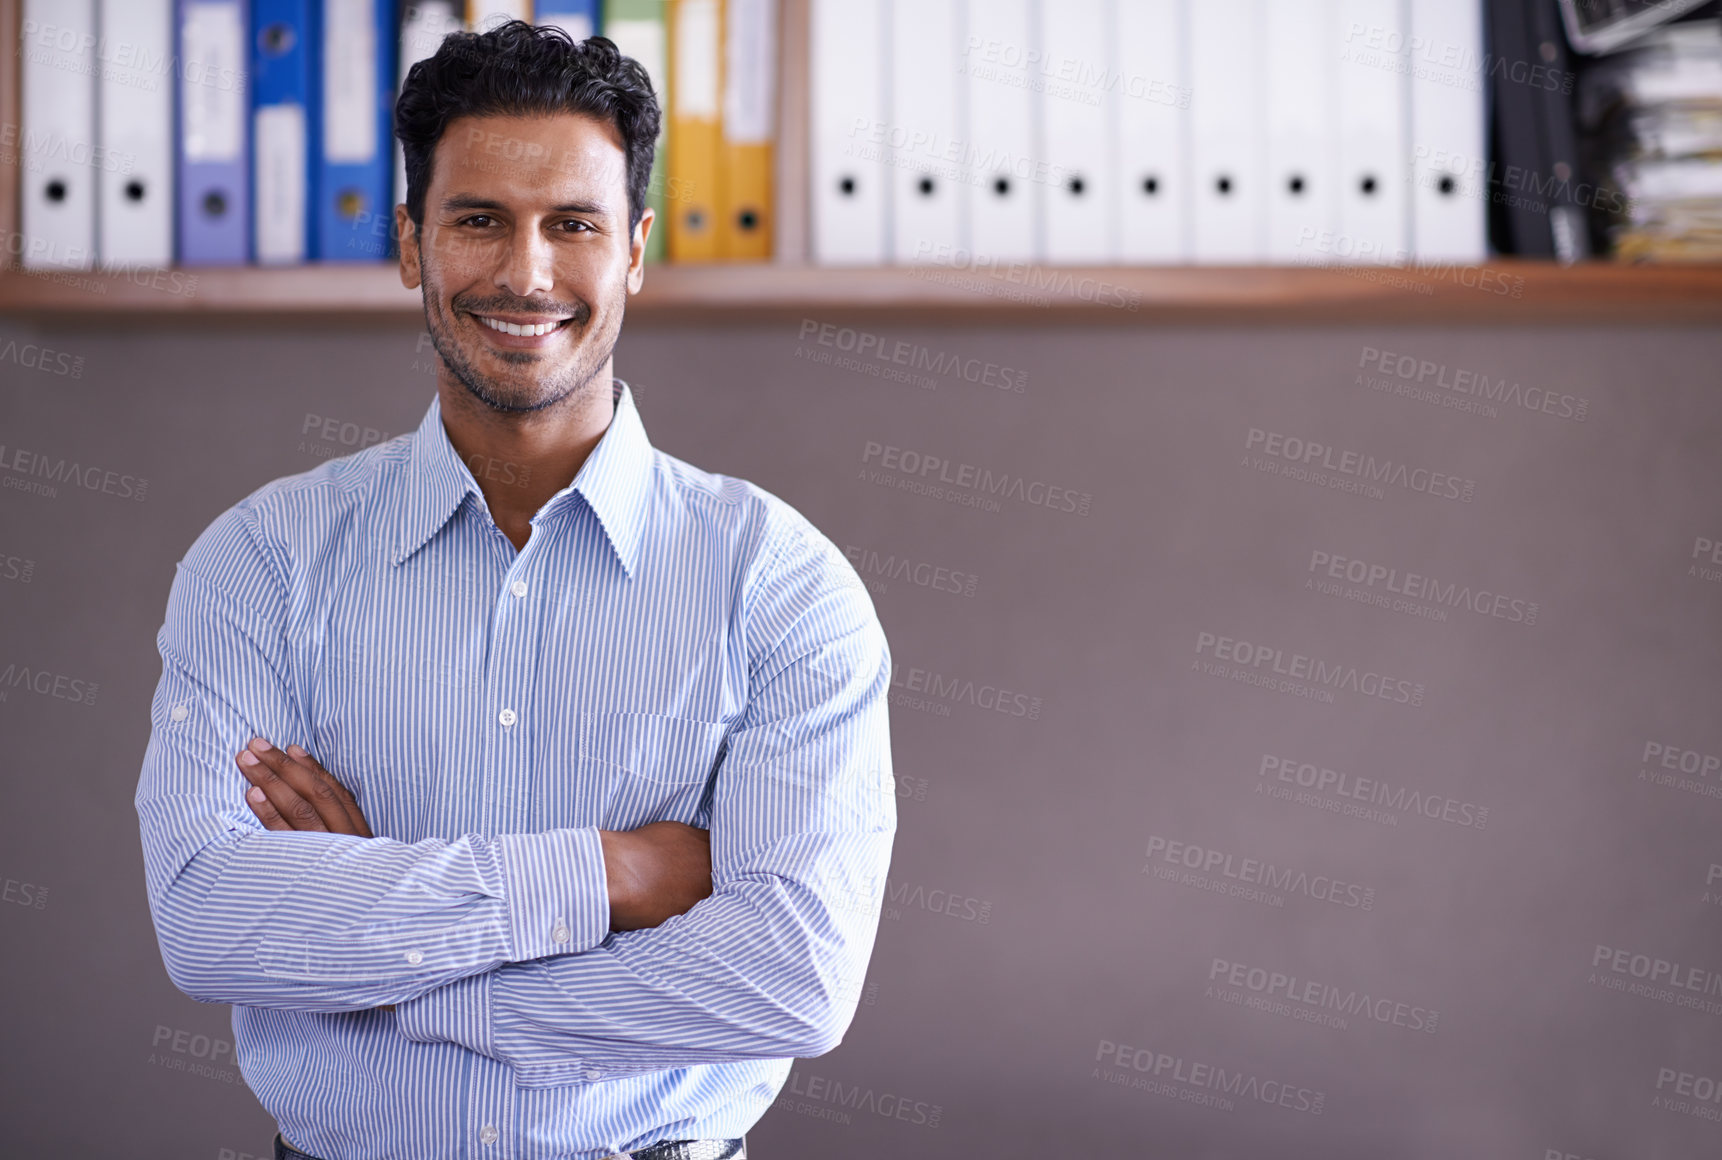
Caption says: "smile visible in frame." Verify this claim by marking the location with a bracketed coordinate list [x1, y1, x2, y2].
[474, 314, 574, 337]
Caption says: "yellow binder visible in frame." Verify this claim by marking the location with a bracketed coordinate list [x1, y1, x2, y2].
[667, 0, 722, 261]
[716, 0, 775, 260]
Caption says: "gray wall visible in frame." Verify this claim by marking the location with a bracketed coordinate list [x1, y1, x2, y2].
[2, 308, 1720, 1160]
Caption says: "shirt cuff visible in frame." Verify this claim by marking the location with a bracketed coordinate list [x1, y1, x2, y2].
[395, 972, 490, 1056]
[494, 826, 610, 961]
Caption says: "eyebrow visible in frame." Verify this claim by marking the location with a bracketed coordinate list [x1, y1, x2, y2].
[440, 194, 612, 216]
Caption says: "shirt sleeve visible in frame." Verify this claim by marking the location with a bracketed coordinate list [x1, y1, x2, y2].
[392, 514, 897, 1084]
[135, 501, 611, 1012]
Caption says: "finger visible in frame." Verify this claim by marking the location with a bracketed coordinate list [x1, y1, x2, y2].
[278, 740, 359, 822]
[285, 744, 373, 838]
[238, 743, 328, 832]
[245, 738, 360, 834]
[285, 745, 373, 839]
[244, 784, 293, 832]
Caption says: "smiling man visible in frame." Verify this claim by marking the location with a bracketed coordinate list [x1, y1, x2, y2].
[135, 23, 895, 1160]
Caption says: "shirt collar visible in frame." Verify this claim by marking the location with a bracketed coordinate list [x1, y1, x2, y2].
[392, 378, 654, 579]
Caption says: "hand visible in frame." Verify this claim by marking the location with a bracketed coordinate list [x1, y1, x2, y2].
[236, 739, 390, 1011]
[236, 737, 374, 838]
[600, 821, 712, 931]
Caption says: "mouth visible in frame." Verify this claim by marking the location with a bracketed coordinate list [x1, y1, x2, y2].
[466, 310, 579, 347]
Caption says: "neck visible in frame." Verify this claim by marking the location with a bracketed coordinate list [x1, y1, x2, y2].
[435, 362, 616, 543]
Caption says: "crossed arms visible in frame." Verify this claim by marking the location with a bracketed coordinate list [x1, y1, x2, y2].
[135, 505, 896, 1083]
[234, 736, 714, 934]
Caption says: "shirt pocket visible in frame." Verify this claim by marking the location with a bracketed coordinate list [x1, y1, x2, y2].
[578, 711, 730, 829]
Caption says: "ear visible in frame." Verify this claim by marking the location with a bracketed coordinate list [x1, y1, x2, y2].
[397, 205, 421, 290]
[627, 206, 654, 294]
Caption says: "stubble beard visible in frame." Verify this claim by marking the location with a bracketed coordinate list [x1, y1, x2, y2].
[417, 242, 625, 417]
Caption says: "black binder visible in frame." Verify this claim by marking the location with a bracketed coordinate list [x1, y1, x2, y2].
[1487, 0, 1594, 260]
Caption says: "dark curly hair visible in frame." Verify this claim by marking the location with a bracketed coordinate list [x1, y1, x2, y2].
[394, 20, 661, 239]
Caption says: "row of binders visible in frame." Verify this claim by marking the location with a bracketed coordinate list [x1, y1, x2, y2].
[812, 0, 1490, 266]
[17, 0, 777, 270]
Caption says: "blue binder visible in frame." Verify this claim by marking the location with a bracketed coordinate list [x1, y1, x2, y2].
[315, 0, 397, 261]
[538, 0, 601, 39]
[176, 0, 252, 265]
[251, 0, 316, 263]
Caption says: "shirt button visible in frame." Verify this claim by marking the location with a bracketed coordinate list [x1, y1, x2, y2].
[479, 1124, 499, 1145]
[552, 923, 570, 944]
[170, 705, 188, 722]
[585, 1068, 603, 1081]
[405, 950, 424, 966]
[498, 708, 517, 727]
[510, 580, 527, 598]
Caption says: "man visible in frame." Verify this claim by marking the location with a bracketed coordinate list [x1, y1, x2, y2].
[135, 23, 895, 1160]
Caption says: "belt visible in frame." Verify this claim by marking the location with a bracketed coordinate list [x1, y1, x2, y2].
[274, 1132, 745, 1160]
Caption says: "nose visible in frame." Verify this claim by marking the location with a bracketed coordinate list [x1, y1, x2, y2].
[496, 224, 555, 299]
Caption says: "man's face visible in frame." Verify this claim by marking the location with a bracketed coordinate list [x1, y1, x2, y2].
[397, 112, 652, 415]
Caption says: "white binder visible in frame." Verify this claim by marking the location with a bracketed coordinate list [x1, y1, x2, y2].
[1264, 0, 1338, 261]
[1038, 0, 1113, 263]
[1336, 0, 1409, 264]
[396, 1, 464, 215]
[810, 0, 886, 265]
[1188, 0, 1264, 262]
[600, 7, 666, 257]
[1116, 0, 1188, 263]
[21, 0, 97, 270]
[963, 0, 1036, 263]
[98, 0, 174, 268]
[889, 0, 961, 264]
[1409, 0, 1487, 260]
[467, 0, 530, 30]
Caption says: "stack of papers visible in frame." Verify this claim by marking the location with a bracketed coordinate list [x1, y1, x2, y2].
[1579, 20, 1722, 261]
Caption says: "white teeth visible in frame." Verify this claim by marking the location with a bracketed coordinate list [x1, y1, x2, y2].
[478, 316, 565, 337]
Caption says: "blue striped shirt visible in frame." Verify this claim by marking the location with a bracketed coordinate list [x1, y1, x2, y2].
[135, 381, 896, 1159]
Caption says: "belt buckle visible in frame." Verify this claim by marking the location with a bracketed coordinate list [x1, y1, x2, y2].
[613, 1140, 743, 1160]
[606, 1137, 744, 1160]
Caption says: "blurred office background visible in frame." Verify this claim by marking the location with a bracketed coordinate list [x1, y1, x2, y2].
[4, 1, 1722, 1157]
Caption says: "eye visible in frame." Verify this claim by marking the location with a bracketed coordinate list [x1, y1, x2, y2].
[556, 219, 594, 234]
[456, 214, 497, 228]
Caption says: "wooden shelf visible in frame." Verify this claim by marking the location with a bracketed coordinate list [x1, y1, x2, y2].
[2, 259, 1721, 325]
